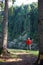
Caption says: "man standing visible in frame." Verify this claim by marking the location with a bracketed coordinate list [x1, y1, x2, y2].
[26, 38, 32, 50]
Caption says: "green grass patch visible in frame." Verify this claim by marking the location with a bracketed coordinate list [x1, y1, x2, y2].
[25, 50, 38, 56]
[8, 49, 26, 53]
[8, 49, 39, 56]
[10, 54, 18, 58]
[0, 59, 3, 62]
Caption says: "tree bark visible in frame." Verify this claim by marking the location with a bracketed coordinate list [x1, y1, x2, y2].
[34, 0, 43, 64]
[2, 0, 8, 54]
[38, 0, 43, 63]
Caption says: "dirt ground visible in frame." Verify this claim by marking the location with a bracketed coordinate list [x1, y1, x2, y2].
[0, 54, 37, 65]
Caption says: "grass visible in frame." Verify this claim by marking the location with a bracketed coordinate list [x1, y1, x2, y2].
[0, 59, 4, 62]
[0, 49, 39, 62]
[8, 49, 39, 56]
[10, 54, 18, 58]
[8, 49, 39, 58]
[8, 49, 26, 53]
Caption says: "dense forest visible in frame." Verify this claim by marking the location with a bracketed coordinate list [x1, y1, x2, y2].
[0, 2, 38, 49]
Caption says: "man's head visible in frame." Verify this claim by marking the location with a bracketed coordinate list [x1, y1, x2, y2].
[28, 38, 30, 40]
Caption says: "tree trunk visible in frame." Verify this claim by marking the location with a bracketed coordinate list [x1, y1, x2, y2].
[2, 0, 8, 54]
[34, 0, 43, 64]
[38, 20, 43, 65]
[38, 0, 43, 64]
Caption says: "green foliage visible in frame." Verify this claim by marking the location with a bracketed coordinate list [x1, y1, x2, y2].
[8, 7, 14, 16]
[12, 0, 16, 4]
[0, 2, 38, 49]
[30, 2, 38, 42]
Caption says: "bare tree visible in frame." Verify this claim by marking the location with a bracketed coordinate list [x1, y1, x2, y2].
[2, 0, 8, 54]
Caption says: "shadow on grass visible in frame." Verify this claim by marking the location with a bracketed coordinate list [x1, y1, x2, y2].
[0, 54, 37, 65]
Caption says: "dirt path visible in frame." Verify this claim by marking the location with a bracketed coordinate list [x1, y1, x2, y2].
[0, 54, 37, 65]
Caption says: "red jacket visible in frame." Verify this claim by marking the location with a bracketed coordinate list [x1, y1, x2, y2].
[26, 39, 32, 45]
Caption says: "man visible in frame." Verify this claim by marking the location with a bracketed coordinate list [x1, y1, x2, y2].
[26, 38, 32, 50]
